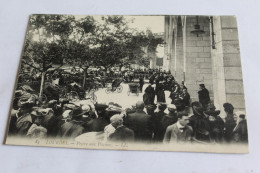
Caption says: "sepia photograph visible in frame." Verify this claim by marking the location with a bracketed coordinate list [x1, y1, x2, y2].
[4, 14, 249, 153]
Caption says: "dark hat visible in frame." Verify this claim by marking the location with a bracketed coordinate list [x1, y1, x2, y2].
[71, 107, 88, 118]
[19, 92, 32, 102]
[223, 103, 234, 110]
[223, 102, 234, 114]
[191, 101, 204, 115]
[204, 103, 220, 116]
[199, 84, 205, 88]
[31, 110, 42, 117]
[19, 102, 34, 109]
[95, 103, 108, 111]
[239, 114, 246, 119]
[15, 90, 25, 98]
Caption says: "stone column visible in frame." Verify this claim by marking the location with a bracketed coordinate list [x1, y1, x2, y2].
[164, 16, 172, 71]
[211, 16, 245, 113]
[175, 16, 184, 82]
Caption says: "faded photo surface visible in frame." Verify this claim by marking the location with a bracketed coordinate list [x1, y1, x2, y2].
[4, 15, 249, 153]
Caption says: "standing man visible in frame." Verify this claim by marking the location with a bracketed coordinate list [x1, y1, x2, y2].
[153, 103, 167, 142]
[156, 81, 166, 103]
[232, 113, 248, 143]
[144, 84, 155, 105]
[57, 107, 87, 139]
[149, 73, 155, 84]
[15, 95, 35, 136]
[198, 84, 210, 108]
[124, 101, 153, 142]
[163, 112, 193, 144]
[153, 104, 178, 142]
[139, 77, 144, 93]
[223, 103, 237, 143]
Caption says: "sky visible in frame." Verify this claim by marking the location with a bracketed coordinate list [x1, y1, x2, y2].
[75, 15, 165, 57]
[75, 15, 165, 33]
[126, 15, 164, 33]
[126, 15, 165, 57]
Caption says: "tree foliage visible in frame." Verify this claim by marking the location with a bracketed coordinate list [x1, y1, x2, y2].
[22, 14, 164, 92]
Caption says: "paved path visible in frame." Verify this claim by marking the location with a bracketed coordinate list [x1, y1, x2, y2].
[70, 83, 194, 115]
[94, 83, 172, 109]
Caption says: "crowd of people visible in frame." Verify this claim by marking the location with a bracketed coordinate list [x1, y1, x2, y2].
[143, 72, 191, 110]
[8, 78, 248, 145]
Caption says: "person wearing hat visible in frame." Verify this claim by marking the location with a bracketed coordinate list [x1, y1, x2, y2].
[145, 104, 157, 117]
[163, 112, 193, 144]
[169, 83, 180, 104]
[155, 81, 166, 103]
[144, 84, 155, 105]
[223, 103, 237, 143]
[125, 104, 137, 115]
[179, 88, 191, 107]
[204, 103, 224, 143]
[94, 103, 109, 118]
[198, 84, 210, 108]
[153, 103, 168, 142]
[38, 108, 59, 137]
[15, 97, 35, 136]
[232, 113, 248, 143]
[189, 101, 211, 143]
[108, 114, 134, 142]
[179, 83, 187, 93]
[8, 94, 22, 135]
[84, 103, 110, 132]
[139, 77, 144, 93]
[148, 73, 155, 84]
[106, 102, 123, 118]
[154, 104, 179, 142]
[26, 110, 48, 138]
[58, 106, 88, 139]
[124, 101, 153, 142]
[46, 100, 73, 137]
[173, 98, 186, 112]
[158, 73, 164, 82]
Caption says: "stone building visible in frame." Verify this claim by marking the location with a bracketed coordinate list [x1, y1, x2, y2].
[149, 32, 164, 69]
[163, 15, 245, 112]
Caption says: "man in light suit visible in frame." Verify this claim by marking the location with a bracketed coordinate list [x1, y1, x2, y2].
[163, 112, 193, 144]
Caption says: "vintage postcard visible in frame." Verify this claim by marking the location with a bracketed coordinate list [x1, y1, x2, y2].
[4, 14, 249, 153]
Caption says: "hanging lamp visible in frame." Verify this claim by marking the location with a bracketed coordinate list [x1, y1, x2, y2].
[190, 16, 205, 37]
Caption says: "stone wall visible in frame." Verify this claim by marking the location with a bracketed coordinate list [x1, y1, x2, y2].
[164, 16, 213, 100]
[185, 16, 213, 100]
